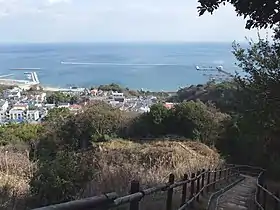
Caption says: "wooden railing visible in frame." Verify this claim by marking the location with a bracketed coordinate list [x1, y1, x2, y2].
[255, 170, 280, 210]
[32, 165, 280, 210]
[227, 164, 280, 210]
[33, 166, 241, 210]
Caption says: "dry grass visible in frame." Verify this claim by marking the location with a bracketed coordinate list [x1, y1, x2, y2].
[86, 139, 222, 196]
[0, 139, 222, 210]
[0, 148, 35, 210]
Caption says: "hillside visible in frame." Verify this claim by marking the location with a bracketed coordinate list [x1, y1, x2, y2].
[1, 139, 222, 209]
[85, 139, 222, 196]
[168, 81, 237, 112]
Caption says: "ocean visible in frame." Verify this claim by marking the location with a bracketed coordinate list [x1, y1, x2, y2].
[0, 42, 240, 91]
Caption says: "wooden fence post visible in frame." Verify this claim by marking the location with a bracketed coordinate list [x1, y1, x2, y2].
[219, 167, 222, 181]
[206, 169, 211, 193]
[196, 171, 201, 202]
[237, 166, 240, 177]
[201, 169, 205, 196]
[130, 180, 140, 210]
[180, 174, 188, 207]
[213, 169, 217, 190]
[274, 191, 279, 210]
[189, 173, 195, 207]
[166, 174, 175, 210]
[225, 168, 228, 182]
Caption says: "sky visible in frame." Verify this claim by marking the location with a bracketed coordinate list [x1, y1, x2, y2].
[0, 0, 273, 43]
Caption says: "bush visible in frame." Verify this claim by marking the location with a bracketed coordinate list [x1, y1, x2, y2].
[0, 123, 43, 147]
[29, 150, 96, 207]
[126, 101, 228, 146]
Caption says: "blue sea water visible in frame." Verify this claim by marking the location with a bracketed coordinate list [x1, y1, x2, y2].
[0, 42, 240, 91]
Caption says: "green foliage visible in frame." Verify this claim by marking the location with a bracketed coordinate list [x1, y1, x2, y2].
[173, 101, 228, 145]
[215, 31, 280, 177]
[0, 85, 16, 94]
[36, 101, 124, 159]
[0, 123, 43, 146]
[46, 92, 78, 105]
[170, 81, 238, 114]
[197, 0, 279, 29]
[43, 107, 71, 123]
[30, 150, 96, 207]
[98, 83, 123, 92]
[127, 101, 228, 145]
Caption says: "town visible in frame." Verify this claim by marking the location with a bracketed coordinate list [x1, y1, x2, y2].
[0, 84, 175, 124]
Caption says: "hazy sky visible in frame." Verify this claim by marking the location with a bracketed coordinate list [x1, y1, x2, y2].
[0, 0, 272, 43]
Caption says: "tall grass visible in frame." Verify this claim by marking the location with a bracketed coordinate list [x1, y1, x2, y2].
[0, 148, 35, 210]
[0, 139, 222, 210]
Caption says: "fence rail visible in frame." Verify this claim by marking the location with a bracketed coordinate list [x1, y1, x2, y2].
[255, 170, 280, 210]
[32, 165, 280, 210]
[33, 166, 240, 210]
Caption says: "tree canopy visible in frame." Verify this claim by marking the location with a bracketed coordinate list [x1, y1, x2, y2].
[46, 92, 78, 105]
[197, 0, 280, 29]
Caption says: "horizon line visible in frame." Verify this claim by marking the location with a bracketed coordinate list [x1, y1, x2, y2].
[0, 40, 249, 45]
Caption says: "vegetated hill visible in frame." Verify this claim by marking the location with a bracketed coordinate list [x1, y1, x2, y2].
[1, 138, 222, 209]
[169, 81, 237, 113]
[89, 139, 222, 195]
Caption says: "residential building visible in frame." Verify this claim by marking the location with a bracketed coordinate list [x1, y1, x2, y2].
[69, 104, 82, 113]
[34, 93, 46, 102]
[139, 106, 150, 113]
[164, 103, 176, 109]
[3, 87, 22, 100]
[45, 104, 56, 109]
[0, 100, 8, 112]
[26, 110, 40, 121]
[13, 103, 28, 111]
[112, 91, 124, 97]
[57, 103, 70, 108]
[9, 109, 24, 121]
[90, 89, 98, 96]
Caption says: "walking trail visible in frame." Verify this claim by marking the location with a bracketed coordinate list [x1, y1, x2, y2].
[209, 175, 257, 210]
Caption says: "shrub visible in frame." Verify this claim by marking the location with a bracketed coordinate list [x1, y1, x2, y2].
[29, 150, 96, 207]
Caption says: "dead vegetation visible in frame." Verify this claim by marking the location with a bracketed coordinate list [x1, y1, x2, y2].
[0, 139, 222, 209]
[86, 139, 222, 196]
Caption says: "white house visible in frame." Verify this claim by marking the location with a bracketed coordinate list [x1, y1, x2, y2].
[9, 109, 24, 121]
[26, 110, 40, 121]
[34, 93, 46, 102]
[57, 103, 70, 108]
[0, 100, 8, 122]
[13, 104, 28, 111]
[0, 100, 8, 112]
[139, 106, 150, 113]
[45, 104, 56, 109]
[4, 88, 22, 100]
[112, 91, 124, 97]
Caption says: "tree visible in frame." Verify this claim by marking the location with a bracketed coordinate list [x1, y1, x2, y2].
[144, 103, 170, 136]
[98, 83, 123, 92]
[172, 101, 228, 144]
[197, 0, 280, 29]
[215, 31, 280, 176]
[46, 92, 70, 104]
[36, 101, 124, 158]
[43, 108, 71, 123]
[0, 123, 43, 146]
[69, 95, 78, 104]
[30, 150, 96, 207]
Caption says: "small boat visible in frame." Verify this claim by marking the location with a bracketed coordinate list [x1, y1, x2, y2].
[195, 65, 223, 71]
